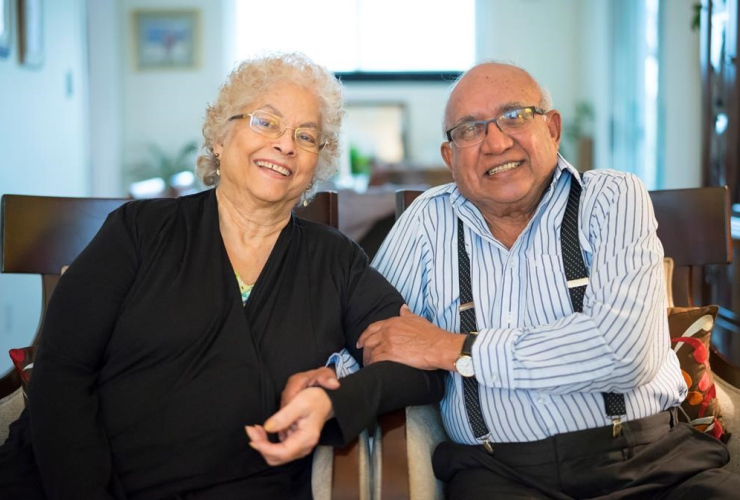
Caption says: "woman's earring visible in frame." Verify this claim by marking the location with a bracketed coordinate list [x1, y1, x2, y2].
[216, 168, 221, 176]
[301, 185, 312, 207]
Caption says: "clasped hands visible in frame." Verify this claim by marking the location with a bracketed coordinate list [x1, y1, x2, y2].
[247, 305, 459, 465]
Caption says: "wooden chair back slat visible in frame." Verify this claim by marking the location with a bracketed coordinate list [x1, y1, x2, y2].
[294, 191, 338, 228]
[1, 195, 129, 275]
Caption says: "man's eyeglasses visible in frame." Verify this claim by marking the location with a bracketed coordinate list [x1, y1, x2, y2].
[228, 110, 328, 154]
[445, 106, 547, 148]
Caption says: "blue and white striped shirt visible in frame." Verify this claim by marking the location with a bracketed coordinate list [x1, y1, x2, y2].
[371, 157, 687, 444]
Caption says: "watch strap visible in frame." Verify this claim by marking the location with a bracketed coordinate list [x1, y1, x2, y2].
[461, 332, 477, 357]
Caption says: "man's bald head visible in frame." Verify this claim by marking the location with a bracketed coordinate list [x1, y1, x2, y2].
[443, 63, 552, 132]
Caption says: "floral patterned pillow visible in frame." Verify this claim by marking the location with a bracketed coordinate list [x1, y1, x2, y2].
[669, 305, 728, 441]
[8, 346, 36, 403]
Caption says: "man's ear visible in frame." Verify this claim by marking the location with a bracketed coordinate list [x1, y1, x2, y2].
[546, 110, 562, 146]
[441, 142, 454, 174]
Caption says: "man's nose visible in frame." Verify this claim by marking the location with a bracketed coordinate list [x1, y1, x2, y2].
[480, 121, 514, 154]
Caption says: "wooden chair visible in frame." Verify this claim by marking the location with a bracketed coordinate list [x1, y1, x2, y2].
[374, 186, 740, 499]
[0, 191, 367, 500]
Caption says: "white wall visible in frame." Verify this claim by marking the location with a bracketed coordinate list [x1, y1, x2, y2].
[660, 0, 702, 188]
[341, 0, 587, 168]
[579, 0, 612, 172]
[477, 0, 584, 161]
[0, 0, 89, 372]
[87, 0, 123, 197]
[120, 0, 225, 185]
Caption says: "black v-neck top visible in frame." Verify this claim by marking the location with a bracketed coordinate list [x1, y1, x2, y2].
[4, 189, 444, 500]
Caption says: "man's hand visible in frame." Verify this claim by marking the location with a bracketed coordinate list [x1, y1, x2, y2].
[357, 305, 464, 370]
[246, 387, 334, 466]
[280, 366, 339, 409]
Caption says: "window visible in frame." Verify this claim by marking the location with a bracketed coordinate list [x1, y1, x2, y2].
[609, 0, 661, 189]
[233, 0, 475, 76]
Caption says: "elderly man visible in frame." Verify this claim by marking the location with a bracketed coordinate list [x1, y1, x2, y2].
[356, 62, 739, 499]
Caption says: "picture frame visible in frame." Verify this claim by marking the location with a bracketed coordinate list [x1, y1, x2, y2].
[132, 10, 199, 70]
[0, 0, 10, 59]
[18, 0, 43, 67]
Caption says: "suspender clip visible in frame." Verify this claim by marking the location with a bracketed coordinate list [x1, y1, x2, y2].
[481, 439, 494, 454]
[612, 417, 622, 438]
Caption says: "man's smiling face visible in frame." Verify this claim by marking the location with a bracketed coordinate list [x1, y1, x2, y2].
[441, 63, 562, 218]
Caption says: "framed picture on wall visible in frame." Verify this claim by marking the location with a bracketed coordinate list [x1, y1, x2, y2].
[18, 0, 43, 67]
[0, 0, 11, 58]
[132, 10, 200, 70]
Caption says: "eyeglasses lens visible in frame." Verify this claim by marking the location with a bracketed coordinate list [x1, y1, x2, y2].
[452, 108, 539, 147]
[249, 111, 322, 153]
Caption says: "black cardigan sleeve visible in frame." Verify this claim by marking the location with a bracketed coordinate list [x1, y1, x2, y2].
[28, 205, 142, 500]
[320, 242, 446, 446]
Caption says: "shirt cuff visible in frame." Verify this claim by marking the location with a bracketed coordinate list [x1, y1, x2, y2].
[472, 328, 518, 388]
[326, 349, 360, 379]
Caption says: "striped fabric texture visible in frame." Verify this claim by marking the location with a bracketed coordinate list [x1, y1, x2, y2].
[371, 157, 687, 445]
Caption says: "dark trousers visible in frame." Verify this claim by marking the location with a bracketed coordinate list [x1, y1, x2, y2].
[433, 410, 740, 500]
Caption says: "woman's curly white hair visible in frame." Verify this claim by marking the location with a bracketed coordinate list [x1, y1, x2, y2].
[197, 52, 344, 198]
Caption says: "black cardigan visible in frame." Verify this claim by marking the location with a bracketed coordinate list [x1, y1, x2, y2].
[0, 189, 444, 500]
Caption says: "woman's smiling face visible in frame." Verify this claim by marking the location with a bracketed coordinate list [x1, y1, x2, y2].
[214, 82, 322, 209]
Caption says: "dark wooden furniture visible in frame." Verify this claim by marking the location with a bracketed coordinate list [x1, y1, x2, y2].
[699, 0, 740, 370]
[700, 0, 739, 197]
[376, 186, 740, 499]
[0, 191, 364, 499]
[0, 195, 129, 397]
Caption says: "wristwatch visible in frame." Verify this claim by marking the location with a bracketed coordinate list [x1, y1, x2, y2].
[454, 332, 478, 378]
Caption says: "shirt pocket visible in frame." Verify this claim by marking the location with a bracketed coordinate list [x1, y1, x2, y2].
[525, 254, 572, 326]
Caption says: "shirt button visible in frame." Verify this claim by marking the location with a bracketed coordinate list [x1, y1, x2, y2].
[491, 373, 498, 383]
[537, 396, 546, 404]
[506, 313, 514, 324]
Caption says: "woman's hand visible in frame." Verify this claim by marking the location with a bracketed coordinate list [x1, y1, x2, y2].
[246, 387, 334, 466]
[280, 366, 339, 408]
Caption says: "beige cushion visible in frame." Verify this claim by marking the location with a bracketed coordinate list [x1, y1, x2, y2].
[372, 405, 447, 500]
[407, 405, 446, 499]
[664, 257, 674, 308]
[0, 387, 24, 445]
[311, 445, 333, 500]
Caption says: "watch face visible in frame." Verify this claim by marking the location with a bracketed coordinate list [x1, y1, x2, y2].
[455, 355, 475, 378]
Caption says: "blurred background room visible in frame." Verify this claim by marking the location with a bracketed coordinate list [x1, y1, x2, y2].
[1, 0, 736, 375]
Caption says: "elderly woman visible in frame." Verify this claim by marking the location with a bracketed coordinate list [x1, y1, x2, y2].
[0, 53, 443, 500]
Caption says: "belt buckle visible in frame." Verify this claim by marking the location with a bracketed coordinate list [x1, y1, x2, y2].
[612, 417, 622, 438]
